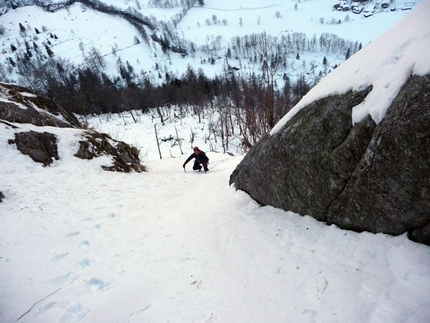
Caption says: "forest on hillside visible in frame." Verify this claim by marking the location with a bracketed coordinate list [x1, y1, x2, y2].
[0, 0, 360, 148]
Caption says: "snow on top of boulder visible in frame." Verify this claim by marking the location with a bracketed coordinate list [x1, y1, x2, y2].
[271, 0, 430, 135]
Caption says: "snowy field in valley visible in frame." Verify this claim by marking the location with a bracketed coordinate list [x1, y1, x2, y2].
[0, 0, 423, 83]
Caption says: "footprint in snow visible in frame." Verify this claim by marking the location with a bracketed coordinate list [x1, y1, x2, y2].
[79, 240, 90, 248]
[87, 277, 106, 292]
[79, 259, 91, 268]
[129, 305, 152, 317]
[65, 231, 80, 237]
[52, 252, 69, 261]
[61, 303, 89, 323]
[52, 271, 72, 285]
[42, 301, 57, 312]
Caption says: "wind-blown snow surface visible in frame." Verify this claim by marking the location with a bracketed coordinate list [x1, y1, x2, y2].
[1, 110, 430, 323]
[271, 0, 430, 134]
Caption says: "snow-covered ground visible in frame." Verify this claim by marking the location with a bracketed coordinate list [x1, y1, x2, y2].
[1, 1, 430, 322]
[1, 106, 430, 322]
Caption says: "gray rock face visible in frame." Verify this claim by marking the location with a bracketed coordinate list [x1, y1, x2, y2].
[230, 75, 430, 246]
[0, 82, 81, 128]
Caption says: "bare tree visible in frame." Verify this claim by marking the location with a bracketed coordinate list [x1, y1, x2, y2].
[189, 128, 195, 149]
[175, 126, 183, 155]
[154, 124, 162, 159]
[253, 32, 292, 128]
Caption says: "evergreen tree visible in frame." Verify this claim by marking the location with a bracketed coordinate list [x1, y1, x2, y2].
[345, 48, 351, 60]
[8, 57, 16, 67]
[19, 23, 26, 33]
[45, 44, 54, 57]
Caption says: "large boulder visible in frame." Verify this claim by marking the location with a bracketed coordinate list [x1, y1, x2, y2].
[13, 131, 59, 166]
[327, 75, 430, 244]
[230, 74, 430, 245]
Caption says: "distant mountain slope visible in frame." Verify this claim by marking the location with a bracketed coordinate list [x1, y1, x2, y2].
[0, 0, 421, 88]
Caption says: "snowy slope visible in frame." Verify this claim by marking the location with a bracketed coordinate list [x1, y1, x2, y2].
[1, 107, 430, 323]
[271, 0, 430, 133]
[0, 0, 422, 85]
[1, 1, 430, 322]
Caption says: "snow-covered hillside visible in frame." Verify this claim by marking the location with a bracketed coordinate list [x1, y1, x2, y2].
[0, 0, 423, 86]
[1, 104, 430, 323]
[271, 0, 430, 133]
[1, 1, 430, 322]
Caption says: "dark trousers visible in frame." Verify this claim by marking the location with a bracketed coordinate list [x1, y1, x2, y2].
[193, 161, 202, 170]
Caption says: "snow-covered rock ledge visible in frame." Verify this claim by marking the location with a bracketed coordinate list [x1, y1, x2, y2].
[270, 0, 430, 134]
[0, 83, 145, 174]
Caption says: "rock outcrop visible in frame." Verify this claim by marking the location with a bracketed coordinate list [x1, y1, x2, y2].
[75, 130, 145, 173]
[1, 82, 145, 173]
[230, 75, 430, 245]
[13, 131, 59, 166]
[0, 82, 81, 128]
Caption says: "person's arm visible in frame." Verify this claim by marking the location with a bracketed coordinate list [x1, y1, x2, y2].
[183, 153, 195, 167]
